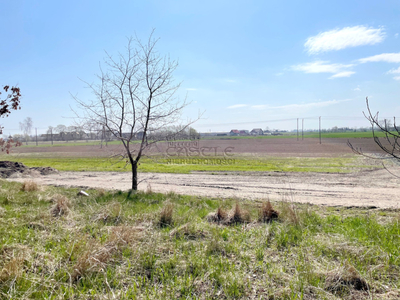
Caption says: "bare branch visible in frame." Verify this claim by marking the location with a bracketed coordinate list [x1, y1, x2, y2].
[72, 31, 199, 190]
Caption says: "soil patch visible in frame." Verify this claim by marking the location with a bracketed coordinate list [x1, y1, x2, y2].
[0, 161, 58, 178]
[5, 168, 400, 209]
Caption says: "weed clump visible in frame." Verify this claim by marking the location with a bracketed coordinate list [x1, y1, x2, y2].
[226, 202, 250, 225]
[21, 180, 39, 192]
[325, 263, 369, 295]
[258, 201, 279, 223]
[158, 202, 174, 227]
[0, 245, 28, 283]
[71, 240, 114, 282]
[206, 206, 227, 224]
[279, 202, 300, 225]
[93, 201, 122, 224]
[50, 194, 70, 217]
[207, 203, 250, 225]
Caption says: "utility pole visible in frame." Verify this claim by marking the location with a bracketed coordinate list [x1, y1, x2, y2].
[297, 118, 299, 141]
[302, 119, 304, 140]
[35, 128, 38, 146]
[319, 116, 322, 144]
[51, 128, 53, 145]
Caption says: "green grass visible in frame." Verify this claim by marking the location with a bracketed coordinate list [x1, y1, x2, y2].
[2, 155, 377, 174]
[0, 180, 399, 299]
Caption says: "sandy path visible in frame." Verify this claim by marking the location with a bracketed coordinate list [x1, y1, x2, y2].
[6, 169, 400, 209]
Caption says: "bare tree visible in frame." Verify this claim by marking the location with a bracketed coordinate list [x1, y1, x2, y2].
[348, 97, 400, 176]
[0, 85, 22, 153]
[19, 117, 33, 145]
[73, 32, 196, 191]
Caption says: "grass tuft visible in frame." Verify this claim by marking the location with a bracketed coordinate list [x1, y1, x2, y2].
[226, 202, 250, 225]
[258, 200, 279, 223]
[325, 263, 369, 295]
[50, 194, 70, 217]
[158, 202, 174, 227]
[93, 201, 122, 224]
[20, 180, 39, 192]
[279, 201, 300, 225]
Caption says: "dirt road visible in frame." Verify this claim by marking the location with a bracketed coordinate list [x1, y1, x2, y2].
[7, 169, 400, 209]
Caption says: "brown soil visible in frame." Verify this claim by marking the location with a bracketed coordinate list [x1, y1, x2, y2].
[11, 138, 385, 157]
[0, 161, 58, 178]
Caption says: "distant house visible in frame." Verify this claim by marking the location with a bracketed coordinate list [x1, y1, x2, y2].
[239, 130, 249, 136]
[229, 129, 240, 136]
[136, 131, 144, 139]
[250, 128, 263, 135]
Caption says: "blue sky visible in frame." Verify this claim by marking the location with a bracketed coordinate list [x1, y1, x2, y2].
[1, 0, 400, 135]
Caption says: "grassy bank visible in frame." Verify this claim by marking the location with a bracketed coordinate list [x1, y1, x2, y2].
[1, 155, 377, 174]
[0, 180, 399, 299]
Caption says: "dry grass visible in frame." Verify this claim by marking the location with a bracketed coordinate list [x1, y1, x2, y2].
[20, 180, 39, 192]
[325, 263, 369, 295]
[50, 194, 71, 217]
[97, 188, 106, 197]
[225, 202, 250, 225]
[258, 200, 279, 223]
[169, 222, 208, 240]
[71, 239, 114, 282]
[159, 202, 174, 227]
[207, 203, 251, 225]
[93, 201, 122, 224]
[71, 226, 143, 282]
[279, 201, 300, 225]
[206, 206, 227, 224]
[107, 225, 144, 246]
[145, 183, 153, 194]
[0, 245, 29, 283]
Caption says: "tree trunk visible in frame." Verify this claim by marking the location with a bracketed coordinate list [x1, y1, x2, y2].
[131, 160, 138, 190]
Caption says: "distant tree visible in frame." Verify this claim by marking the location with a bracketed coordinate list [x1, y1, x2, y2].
[73, 31, 197, 191]
[189, 127, 200, 140]
[19, 117, 33, 145]
[54, 124, 67, 141]
[0, 85, 22, 153]
[348, 97, 400, 176]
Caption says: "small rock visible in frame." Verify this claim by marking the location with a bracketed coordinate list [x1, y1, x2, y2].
[77, 190, 89, 197]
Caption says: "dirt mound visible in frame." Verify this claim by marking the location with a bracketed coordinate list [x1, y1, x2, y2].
[0, 161, 58, 178]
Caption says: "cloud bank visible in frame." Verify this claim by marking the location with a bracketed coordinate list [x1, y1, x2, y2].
[358, 52, 400, 63]
[305, 26, 385, 54]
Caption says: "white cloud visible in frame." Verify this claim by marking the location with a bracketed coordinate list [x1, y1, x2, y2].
[354, 87, 361, 91]
[358, 52, 400, 63]
[275, 72, 284, 76]
[329, 71, 356, 79]
[292, 61, 354, 78]
[228, 104, 247, 109]
[292, 61, 354, 74]
[186, 88, 198, 91]
[305, 26, 385, 54]
[395, 33, 399, 39]
[394, 76, 400, 81]
[387, 66, 400, 74]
